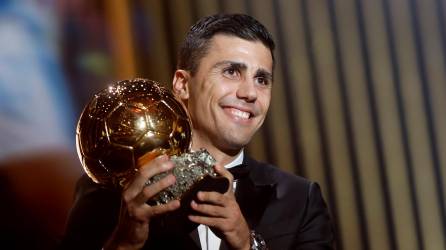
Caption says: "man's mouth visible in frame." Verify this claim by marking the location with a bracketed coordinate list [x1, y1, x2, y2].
[231, 108, 251, 119]
[224, 107, 253, 120]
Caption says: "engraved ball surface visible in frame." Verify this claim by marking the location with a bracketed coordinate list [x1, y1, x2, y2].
[76, 78, 191, 187]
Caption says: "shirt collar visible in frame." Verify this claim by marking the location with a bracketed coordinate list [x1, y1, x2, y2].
[224, 150, 244, 169]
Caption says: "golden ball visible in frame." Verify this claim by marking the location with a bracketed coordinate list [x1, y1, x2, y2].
[76, 78, 191, 187]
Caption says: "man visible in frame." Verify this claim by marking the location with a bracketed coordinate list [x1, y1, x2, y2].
[62, 14, 333, 249]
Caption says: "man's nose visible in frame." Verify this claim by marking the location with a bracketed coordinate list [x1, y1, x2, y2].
[236, 79, 257, 102]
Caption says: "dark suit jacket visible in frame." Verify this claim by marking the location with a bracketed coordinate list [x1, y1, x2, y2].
[60, 155, 334, 249]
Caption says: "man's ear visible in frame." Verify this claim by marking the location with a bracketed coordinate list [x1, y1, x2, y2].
[172, 70, 190, 100]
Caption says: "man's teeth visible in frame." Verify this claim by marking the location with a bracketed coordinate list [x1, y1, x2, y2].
[231, 108, 250, 119]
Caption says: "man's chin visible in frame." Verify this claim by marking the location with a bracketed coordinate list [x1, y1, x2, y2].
[218, 137, 251, 153]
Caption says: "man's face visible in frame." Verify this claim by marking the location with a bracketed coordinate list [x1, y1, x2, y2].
[176, 34, 273, 154]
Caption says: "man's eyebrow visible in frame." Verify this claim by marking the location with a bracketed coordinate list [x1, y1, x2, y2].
[212, 60, 272, 80]
[255, 68, 273, 81]
[213, 60, 248, 70]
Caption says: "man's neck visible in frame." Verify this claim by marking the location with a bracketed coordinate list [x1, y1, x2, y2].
[191, 135, 242, 166]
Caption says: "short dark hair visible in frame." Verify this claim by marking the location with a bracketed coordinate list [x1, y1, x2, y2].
[177, 13, 275, 75]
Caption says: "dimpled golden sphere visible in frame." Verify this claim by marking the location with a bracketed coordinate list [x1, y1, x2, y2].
[76, 78, 191, 187]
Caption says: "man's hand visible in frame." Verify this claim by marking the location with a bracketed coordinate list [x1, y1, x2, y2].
[188, 164, 251, 250]
[104, 155, 181, 250]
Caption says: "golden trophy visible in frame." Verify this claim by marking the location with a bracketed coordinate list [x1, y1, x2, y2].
[76, 78, 229, 206]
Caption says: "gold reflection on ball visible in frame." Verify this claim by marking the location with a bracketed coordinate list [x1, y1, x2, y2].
[76, 78, 191, 187]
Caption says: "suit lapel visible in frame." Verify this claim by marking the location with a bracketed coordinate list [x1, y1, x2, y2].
[190, 155, 277, 250]
[235, 176, 275, 229]
[188, 228, 201, 249]
[220, 156, 277, 250]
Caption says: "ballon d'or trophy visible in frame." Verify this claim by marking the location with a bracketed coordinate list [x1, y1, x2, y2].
[76, 78, 229, 230]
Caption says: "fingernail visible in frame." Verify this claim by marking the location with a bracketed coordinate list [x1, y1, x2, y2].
[163, 161, 174, 170]
[173, 200, 180, 207]
[168, 174, 176, 183]
[159, 154, 169, 161]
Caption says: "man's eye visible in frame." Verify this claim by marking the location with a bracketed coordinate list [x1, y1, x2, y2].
[256, 77, 270, 86]
[223, 67, 239, 78]
[224, 68, 236, 75]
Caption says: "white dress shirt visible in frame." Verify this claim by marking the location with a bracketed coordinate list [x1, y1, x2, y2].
[197, 150, 244, 250]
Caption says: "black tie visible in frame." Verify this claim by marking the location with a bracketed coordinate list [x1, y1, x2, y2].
[228, 164, 249, 180]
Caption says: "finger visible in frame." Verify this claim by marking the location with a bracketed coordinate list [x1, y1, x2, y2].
[190, 200, 226, 218]
[214, 164, 233, 181]
[137, 155, 174, 187]
[124, 155, 174, 201]
[196, 191, 227, 206]
[214, 164, 233, 192]
[188, 214, 224, 228]
[129, 199, 180, 221]
[133, 174, 176, 205]
[148, 200, 181, 217]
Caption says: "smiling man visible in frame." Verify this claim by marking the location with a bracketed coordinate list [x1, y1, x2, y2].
[173, 33, 272, 163]
[61, 14, 334, 250]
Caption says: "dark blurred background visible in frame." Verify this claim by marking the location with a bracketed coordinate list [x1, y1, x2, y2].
[1, 0, 446, 249]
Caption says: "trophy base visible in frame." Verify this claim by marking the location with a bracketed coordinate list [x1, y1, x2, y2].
[146, 149, 224, 205]
[151, 175, 230, 233]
